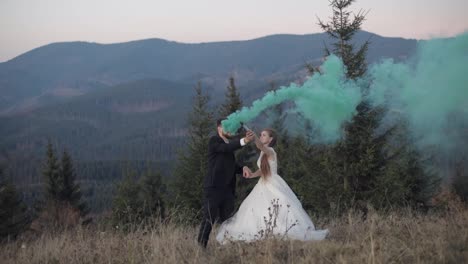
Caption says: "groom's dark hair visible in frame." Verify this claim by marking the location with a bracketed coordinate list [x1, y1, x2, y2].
[216, 118, 226, 127]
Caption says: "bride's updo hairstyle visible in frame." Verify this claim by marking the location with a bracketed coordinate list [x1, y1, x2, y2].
[260, 128, 277, 178]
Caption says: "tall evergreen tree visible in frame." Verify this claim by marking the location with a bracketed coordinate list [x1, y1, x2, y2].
[317, 0, 370, 80]
[0, 167, 30, 240]
[317, 0, 379, 196]
[59, 149, 88, 216]
[42, 141, 61, 202]
[112, 170, 142, 228]
[38, 142, 89, 228]
[112, 168, 167, 228]
[219, 76, 242, 118]
[140, 169, 166, 220]
[218, 77, 258, 208]
[311, 0, 438, 212]
[173, 82, 214, 215]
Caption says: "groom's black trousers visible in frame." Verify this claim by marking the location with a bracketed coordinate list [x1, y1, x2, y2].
[197, 187, 235, 247]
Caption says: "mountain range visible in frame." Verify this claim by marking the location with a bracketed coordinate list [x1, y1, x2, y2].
[0, 30, 418, 187]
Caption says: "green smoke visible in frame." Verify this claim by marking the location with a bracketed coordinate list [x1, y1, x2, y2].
[223, 32, 468, 148]
[368, 32, 468, 151]
[222, 55, 362, 143]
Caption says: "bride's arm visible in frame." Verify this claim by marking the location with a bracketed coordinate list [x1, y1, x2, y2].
[243, 167, 261, 178]
[249, 169, 261, 178]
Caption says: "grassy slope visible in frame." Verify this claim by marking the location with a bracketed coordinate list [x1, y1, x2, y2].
[1, 204, 467, 264]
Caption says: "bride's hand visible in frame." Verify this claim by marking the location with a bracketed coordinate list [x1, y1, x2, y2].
[243, 166, 251, 178]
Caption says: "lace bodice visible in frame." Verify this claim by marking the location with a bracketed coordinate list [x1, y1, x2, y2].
[256, 147, 278, 176]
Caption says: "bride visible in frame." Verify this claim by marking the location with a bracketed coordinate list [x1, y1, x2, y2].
[216, 128, 329, 244]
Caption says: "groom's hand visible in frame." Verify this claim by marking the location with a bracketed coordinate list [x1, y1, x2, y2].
[244, 131, 254, 143]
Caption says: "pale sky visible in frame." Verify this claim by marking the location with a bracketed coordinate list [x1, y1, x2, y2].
[1, 0, 467, 62]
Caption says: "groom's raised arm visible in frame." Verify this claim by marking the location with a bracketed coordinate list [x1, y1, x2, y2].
[209, 136, 242, 153]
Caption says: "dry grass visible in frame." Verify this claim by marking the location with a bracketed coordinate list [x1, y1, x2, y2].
[1, 205, 467, 264]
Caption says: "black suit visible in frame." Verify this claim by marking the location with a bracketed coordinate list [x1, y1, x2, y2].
[197, 135, 244, 247]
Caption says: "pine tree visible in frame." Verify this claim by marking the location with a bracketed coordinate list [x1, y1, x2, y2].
[0, 167, 30, 240]
[370, 124, 440, 209]
[219, 76, 242, 118]
[313, 0, 437, 212]
[111, 170, 142, 229]
[38, 142, 88, 228]
[173, 82, 214, 216]
[140, 169, 166, 220]
[218, 77, 258, 208]
[59, 149, 88, 216]
[317, 0, 370, 80]
[317, 1, 379, 196]
[112, 167, 167, 228]
[42, 141, 61, 202]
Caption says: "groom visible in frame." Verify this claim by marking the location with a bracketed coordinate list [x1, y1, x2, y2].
[197, 118, 254, 248]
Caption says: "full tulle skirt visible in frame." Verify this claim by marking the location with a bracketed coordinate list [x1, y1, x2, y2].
[216, 174, 329, 244]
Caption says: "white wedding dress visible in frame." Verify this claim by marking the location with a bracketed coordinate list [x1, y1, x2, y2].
[216, 148, 329, 244]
